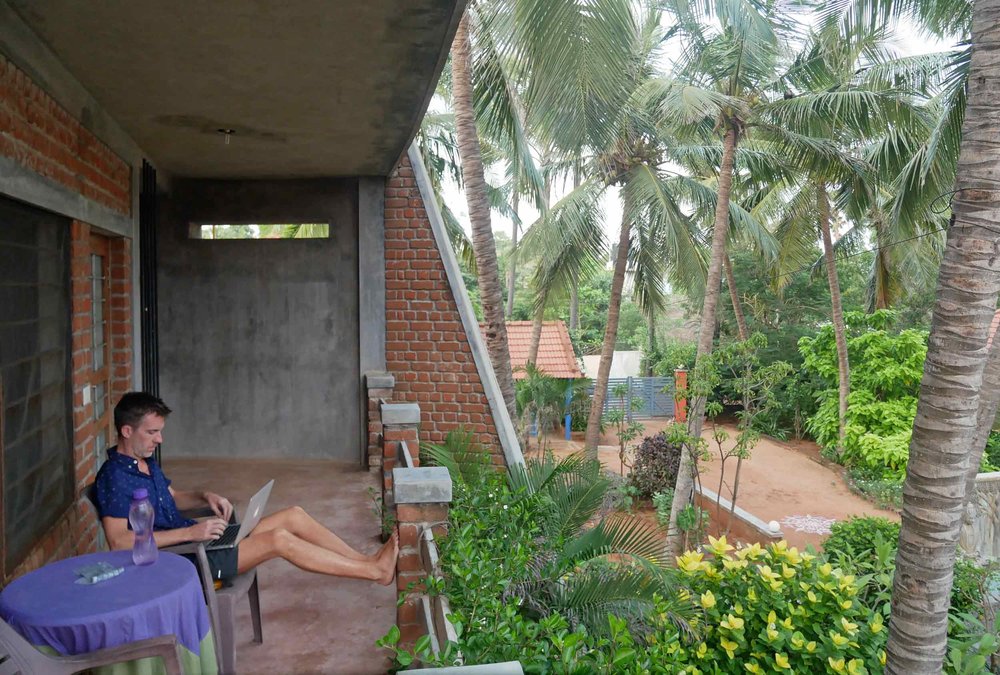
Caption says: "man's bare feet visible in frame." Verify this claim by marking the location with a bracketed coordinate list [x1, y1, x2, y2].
[376, 532, 398, 585]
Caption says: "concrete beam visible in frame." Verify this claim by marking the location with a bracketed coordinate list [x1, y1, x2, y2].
[0, 156, 133, 236]
[392, 466, 452, 504]
[358, 177, 386, 375]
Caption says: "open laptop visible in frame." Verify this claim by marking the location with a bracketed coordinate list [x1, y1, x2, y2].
[205, 480, 275, 551]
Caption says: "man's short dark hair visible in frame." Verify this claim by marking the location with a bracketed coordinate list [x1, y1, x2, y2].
[114, 392, 172, 434]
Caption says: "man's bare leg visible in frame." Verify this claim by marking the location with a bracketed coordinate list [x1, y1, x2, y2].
[251, 506, 393, 562]
[237, 527, 397, 584]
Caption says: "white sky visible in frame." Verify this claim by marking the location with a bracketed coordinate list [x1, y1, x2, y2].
[439, 19, 959, 258]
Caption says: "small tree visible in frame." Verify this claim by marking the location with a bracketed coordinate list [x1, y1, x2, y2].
[603, 382, 645, 475]
[673, 334, 791, 540]
[514, 364, 569, 456]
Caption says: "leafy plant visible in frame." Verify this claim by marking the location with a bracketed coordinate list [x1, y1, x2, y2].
[666, 537, 889, 672]
[652, 490, 674, 530]
[366, 486, 396, 540]
[823, 517, 900, 563]
[628, 428, 685, 499]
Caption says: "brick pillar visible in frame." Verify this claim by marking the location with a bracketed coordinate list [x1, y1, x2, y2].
[381, 402, 421, 498]
[393, 466, 452, 650]
[674, 368, 688, 423]
[365, 372, 395, 470]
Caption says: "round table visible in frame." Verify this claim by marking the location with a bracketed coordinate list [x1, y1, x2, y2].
[0, 550, 217, 674]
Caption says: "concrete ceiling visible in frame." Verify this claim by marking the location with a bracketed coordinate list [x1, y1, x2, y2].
[9, 1, 463, 178]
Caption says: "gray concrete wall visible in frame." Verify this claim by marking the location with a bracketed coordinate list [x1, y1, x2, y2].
[158, 178, 360, 460]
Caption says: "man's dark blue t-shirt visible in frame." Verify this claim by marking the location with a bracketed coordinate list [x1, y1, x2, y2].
[94, 446, 196, 531]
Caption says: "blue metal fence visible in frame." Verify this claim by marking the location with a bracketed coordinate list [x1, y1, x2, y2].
[595, 376, 675, 420]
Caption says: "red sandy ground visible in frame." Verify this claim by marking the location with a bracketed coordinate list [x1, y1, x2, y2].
[537, 419, 898, 550]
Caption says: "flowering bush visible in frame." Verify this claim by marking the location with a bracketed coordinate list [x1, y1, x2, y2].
[660, 537, 887, 674]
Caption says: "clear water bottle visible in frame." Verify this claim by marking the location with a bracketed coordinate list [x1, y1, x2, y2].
[128, 488, 158, 566]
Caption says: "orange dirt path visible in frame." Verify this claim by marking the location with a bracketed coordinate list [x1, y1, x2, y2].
[539, 420, 897, 550]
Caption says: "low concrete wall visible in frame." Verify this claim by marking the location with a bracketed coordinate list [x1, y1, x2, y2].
[960, 472, 1000, 561]
[695, 485, 783, 546]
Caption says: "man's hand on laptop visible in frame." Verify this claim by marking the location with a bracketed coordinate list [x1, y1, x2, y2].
[204, 492, 234, 521]
[188, 518, 229, 542]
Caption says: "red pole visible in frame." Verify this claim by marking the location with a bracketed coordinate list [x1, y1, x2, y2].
[674, 368, 688, 423]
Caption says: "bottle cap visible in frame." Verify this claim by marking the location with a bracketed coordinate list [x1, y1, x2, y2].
[132, 488, 149, 500]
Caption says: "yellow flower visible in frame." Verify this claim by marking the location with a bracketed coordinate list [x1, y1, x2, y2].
[734, 603, 744, 615]
[696, 642, 707, 659]
[676, 551, 706, 574]
[708, 535, 735, 558]
[801, 551, 816, 563]
[828, 657, 847, 673]
[771, 540, 788, 556]
[775, 653, 791, 670]
[758, 566, 781, 584]
[767, 611, 777, 624]
[840, 617, 859, 635]
[744, 663, 763, 674]
[869, 614, 884, 634]
[766, 626, 780, 642]
[720, 614, 745, 631]
[723, 557, 749, 571]
[720, 638, 739, 659]
[806, 591, 817, 604]
[781, 563, 797, 579]
[879, 650, 887, 666]
[781, 616, 794, 630]
[819, 562, 833, 577]
[700, 591, 716, 609]
[840, 599, 854, 610]
[806, 641, 817, 653]
[790, 633, 805, 649]
[847, 659, 867, 675]
[736, 543, 764, 560]
[783, 547, 802, 565]
[746, 587, 757, 602]
[830, 631, 849, 647]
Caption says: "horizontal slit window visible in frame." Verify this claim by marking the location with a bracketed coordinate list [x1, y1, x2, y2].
[188, 224, 330, 240]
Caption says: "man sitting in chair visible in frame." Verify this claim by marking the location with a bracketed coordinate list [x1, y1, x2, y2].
[94, 392, 398, 585]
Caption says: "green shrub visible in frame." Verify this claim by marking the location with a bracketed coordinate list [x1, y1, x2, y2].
[984, 431, 1000, 472]
[664, 537, 888, 673]
[823, 517, 901, 563]
[628, 427, 685, 498]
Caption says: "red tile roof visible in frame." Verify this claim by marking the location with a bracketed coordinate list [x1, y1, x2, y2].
[482, 320, 583, 380]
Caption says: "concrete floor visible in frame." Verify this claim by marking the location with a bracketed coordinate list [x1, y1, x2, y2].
[164, 457, 395, 674]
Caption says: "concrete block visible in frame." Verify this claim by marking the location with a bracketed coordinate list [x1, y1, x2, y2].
[393, 467, 452, 504]
[365, 371, 395, 390]
[382, 402, 420, 426]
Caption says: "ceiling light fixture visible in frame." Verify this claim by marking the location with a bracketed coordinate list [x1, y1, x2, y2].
[217, 128, 235, 145]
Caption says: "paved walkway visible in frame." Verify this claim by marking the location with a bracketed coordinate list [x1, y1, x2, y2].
[165, 457, 394, 674]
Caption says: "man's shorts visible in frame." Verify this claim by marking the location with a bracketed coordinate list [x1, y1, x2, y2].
[182, 545, 240, 586]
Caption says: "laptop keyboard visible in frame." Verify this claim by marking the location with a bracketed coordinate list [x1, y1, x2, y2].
[211, 524, 240, 547]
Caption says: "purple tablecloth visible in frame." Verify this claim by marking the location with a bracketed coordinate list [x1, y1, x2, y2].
[0, 550, 210, 656]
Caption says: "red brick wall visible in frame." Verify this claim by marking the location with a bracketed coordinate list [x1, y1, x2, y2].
[0, 54, 131, 216]
[384, 158, 505, 464]
[1, 61, 133, 582]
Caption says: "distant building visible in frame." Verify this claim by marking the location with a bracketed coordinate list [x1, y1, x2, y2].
[485, 321, 583, 379]
[582, 351, 644, 379]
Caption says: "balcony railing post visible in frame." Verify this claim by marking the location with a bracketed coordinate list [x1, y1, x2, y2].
[366, 372, 395, 470]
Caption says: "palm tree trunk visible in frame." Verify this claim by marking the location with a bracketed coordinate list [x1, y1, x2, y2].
[505, 192, 520, 318]
[583, 204, 633, 457]
[569, 276, 580, 330]
[527, 296, 546, 366]
[667, 126, 739, 557]
[723, 252, 748, 340]
[887, 3, 1000, 666]
[451, 13, 517, 422]
[817, 182, 850, 456]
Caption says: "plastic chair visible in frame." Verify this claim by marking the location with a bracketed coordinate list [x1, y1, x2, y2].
[86, 485, 263, 675]
[0, 617, 183, 675]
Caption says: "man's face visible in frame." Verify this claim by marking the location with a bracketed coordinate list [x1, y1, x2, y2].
[122, 413, 165, 459]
